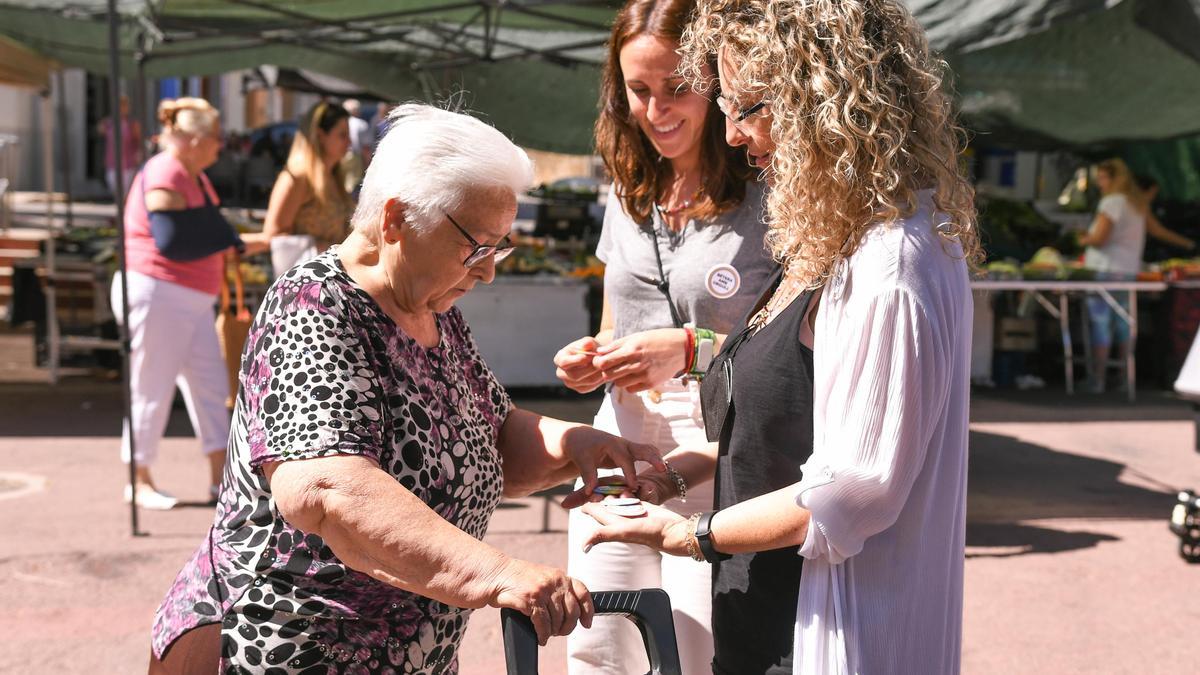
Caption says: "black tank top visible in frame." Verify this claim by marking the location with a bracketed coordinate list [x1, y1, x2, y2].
[703, 269, 816, 675]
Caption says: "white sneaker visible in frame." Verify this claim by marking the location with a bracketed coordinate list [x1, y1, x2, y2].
[1015, 375, 1046, 390]
[123, 485, 179, 510]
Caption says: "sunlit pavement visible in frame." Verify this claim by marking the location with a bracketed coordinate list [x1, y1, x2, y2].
[1, 373, 1196, 674]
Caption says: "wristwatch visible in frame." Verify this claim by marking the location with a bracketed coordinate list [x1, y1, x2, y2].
[694, 511, 731, 563]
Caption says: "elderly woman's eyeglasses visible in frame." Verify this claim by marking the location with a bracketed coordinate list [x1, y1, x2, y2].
[715, 94, 768, 130]
[445, 212, 515, 268]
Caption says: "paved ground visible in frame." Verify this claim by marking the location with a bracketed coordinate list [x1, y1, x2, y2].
[1, 327, 1198, 674]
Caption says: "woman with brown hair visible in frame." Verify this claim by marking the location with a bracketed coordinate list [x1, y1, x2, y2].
[243, 101, 355, 271]
[552, 0, 773, 672]
[581, 1, 980, 673]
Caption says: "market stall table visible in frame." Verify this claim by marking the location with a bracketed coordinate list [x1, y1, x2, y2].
[456, 274, 592, 388]
[971, 279, 1168, 401]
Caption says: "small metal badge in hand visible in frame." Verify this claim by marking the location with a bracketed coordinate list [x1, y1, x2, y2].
[603, 497, 647, 517]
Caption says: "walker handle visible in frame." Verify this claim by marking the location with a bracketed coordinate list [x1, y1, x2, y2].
[501, 588, 682, 675]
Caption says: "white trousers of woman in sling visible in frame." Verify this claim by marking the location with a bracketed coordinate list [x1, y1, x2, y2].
[111, 271, 230, 466]
[567, 381, 714, 675]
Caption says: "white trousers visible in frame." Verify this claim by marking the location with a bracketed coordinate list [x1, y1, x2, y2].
[567, 382, 714, 675]
[111, 271, 230, 466]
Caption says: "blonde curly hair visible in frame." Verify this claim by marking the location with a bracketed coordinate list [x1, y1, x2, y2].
[680, 0, 980, 286]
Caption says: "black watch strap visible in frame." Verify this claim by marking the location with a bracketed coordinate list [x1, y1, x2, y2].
[695, 510, 732, 563]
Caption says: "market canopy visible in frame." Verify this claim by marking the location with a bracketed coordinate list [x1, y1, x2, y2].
[0, 34, 57, 90]
[0, 0, 617, 153]
[1, 0, 1200, 152]
[914, 0, 1200, 147]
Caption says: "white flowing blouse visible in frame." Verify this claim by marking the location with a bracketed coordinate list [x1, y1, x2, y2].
[793, 192, 972, 674]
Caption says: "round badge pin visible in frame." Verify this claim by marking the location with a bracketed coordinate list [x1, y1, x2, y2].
[706, 264, 741, 299]
[603, 497, 647, 517]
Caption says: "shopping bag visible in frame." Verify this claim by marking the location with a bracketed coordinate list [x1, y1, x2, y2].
[270, 233, 318, 279]
[216, 252, 253, 408]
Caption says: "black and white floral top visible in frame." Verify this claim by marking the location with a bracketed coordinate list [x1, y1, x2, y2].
[153, 250, 512, 674]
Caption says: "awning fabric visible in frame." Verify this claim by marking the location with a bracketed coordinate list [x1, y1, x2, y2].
[0, 1, 616, 153]
[0, 33, 56, 90]
[0, 0, 1199, 155]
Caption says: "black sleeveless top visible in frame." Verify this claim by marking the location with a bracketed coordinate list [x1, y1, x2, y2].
[703, 268, 816, 675]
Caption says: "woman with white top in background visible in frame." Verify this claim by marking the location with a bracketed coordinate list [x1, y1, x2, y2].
[579, 1, 980, 673]
[1078, 159, 1195, 393]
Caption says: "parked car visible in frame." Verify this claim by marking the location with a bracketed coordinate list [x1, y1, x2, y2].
[247, 121, 298, 169]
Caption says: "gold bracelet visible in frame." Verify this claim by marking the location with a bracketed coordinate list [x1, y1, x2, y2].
[683, 513, 704, 562]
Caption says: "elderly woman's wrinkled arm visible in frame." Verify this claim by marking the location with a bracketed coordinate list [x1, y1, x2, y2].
[496, 407, 665, 504]
[264, 454, 593, 643]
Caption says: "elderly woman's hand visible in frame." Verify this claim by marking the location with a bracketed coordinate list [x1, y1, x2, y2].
[631, 470, 677, 505]
[486, 558, 594, 645]
[554, 336, 607, 393]
[579, 500, 692, 557]
[558, 426, 666, 509]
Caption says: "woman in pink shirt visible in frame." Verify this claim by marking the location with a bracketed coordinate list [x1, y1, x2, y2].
[112, 97, 237, 510]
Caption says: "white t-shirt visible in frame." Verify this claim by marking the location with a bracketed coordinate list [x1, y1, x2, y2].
[348, 116, 373, 155]
[596, 180, 775, 339]
[794, 191, 971, 674]
[1083, 193, 1146, 274]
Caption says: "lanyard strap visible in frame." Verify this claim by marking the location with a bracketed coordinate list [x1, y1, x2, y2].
[648, 215, 685, 329]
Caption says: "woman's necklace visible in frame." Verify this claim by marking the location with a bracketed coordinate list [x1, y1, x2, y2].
[656, 189, 699, 216]
[750, 270, 806, 333]
[654, 175, 703, 244]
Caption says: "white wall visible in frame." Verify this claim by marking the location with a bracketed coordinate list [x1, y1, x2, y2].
[976, 149, 1080, 203]
[0, 69, 91, 194]
[57, 69, 91, 195]
[0, 82, 45, 192]
[219, 72, 247, 132]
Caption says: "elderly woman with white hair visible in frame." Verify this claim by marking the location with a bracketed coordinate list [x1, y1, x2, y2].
[148, 104, 663, 674]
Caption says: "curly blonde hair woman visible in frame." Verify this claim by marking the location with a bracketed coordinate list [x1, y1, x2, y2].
[580, 2, 979, 673]
[680, 0, 981, 284]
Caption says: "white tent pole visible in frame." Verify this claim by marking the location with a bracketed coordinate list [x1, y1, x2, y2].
[41, 89, 59, 386]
